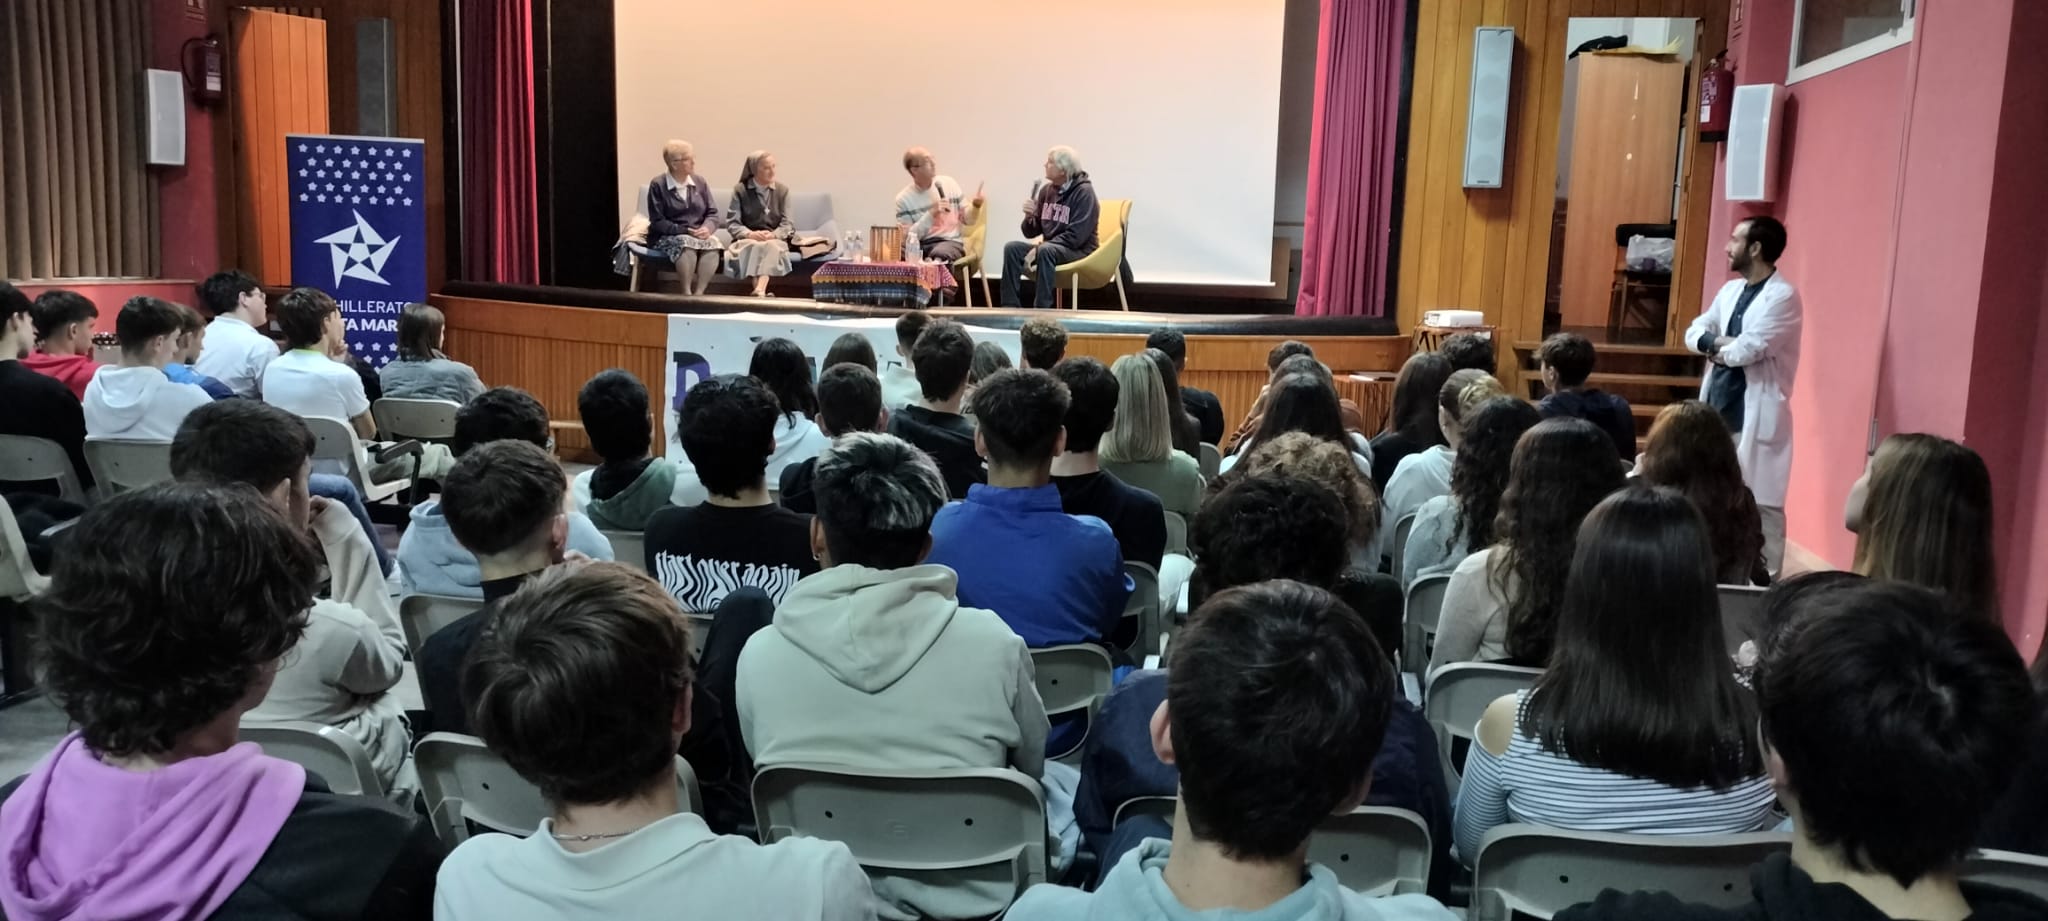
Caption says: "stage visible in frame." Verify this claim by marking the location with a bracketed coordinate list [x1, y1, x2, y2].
[432, 283, 1410, 459]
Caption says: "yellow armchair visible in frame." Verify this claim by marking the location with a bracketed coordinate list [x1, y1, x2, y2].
[952, 200, 993, 307]
[1053, 198, 1131, 311]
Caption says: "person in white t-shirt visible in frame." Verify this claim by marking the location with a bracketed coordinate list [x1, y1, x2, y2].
[261, 287, 453, 483]
[893, 146, 984, 264]
[191, 269, 279, 398]
[435, 562, 876, 921]
[82, 296, 214, 442]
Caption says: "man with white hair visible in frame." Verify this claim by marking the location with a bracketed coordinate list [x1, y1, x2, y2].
[1000, 145, 1099, 309]
[894, 146, 983, 264]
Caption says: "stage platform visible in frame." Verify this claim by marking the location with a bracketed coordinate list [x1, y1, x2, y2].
[432, 282, 1411, 456]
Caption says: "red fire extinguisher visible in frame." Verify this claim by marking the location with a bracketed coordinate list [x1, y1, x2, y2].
[181, 34, 226, 108]
[1700, 52, 1735, 142]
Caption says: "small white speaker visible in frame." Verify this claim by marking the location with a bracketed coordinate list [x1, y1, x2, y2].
[1463, 27, 1515, 189]
[1725, 83, 1787, 202]
[145, 69, 186, 167]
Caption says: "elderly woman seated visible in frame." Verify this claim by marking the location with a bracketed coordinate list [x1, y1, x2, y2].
[725, 150, 795, 298]
[645, 139, 726, 295]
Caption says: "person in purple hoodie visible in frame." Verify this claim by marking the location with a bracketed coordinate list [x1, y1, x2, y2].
[0, 482, 442, 921]
[1535, 332, 1637, 461]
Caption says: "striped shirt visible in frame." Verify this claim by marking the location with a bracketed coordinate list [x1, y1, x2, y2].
[1452, 690, 1778, 864]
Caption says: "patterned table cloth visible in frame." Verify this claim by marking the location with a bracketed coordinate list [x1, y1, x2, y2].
[811, 260, 957, 307]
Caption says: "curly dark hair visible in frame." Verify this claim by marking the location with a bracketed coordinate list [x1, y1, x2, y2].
[454, 387, 551, 456]
[1638, 401, 1767, 585]
[748, 337, 819, 423]
[1019, 316, 1068, 369]
[970, 368, 1070, 467]
[33, 482, 319, 757]
[1191, 472, 1350, 603]
[1448, 397, 1542, 553]
[677, 373, 781, 497]
[1495, 417, 1625, 663]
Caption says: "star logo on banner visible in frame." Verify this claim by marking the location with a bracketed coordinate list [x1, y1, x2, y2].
[300, 193, 309, 201]
[298, 169, 307, 177]
[313, 210, 401, 287]
[298, 143, 308, 153]
[402, 149, 412, 158]
[351, 146, 361, 155]
[385, 147, 396, 157]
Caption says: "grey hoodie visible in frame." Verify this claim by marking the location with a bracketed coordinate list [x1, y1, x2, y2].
[736, 562, 1048, 921]
[1008, 839, 1459, 921]
[82, 365, 212, 442]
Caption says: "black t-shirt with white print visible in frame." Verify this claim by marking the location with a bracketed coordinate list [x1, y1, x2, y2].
[643, 501, 820, 613]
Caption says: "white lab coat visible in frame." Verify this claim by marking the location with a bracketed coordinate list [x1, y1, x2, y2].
[1686, 273, 1803, 508]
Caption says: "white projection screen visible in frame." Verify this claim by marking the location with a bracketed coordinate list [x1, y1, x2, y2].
[614, 0, 1287, 287]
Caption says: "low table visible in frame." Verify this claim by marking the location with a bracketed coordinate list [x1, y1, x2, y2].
[811, 260, 957, 307]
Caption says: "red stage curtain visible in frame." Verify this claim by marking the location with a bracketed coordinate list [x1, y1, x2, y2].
[458, 0, 538, 284]
[1295, 0, 1406, 318]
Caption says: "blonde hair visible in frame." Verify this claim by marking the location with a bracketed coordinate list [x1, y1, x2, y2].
[1102, 353, 1173, 464]
[1455, 375, 1506, 417]
[1236, 431, 1380, 548]
[661, 139, 693, 166]
[1852, 434, 1998, 622]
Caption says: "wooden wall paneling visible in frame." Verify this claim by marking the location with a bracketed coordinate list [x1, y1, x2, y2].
[231, 9, 330, 286]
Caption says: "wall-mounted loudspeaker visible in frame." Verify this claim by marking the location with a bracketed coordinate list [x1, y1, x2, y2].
[1725, 83, 1787, 202]
[146, 68, 186, 167]
[1463, 26, 1515, 189]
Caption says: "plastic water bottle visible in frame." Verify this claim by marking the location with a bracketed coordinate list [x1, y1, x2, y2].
[903, 232, 921, 263]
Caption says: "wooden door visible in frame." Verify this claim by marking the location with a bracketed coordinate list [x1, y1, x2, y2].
[1557, 54, 1684, 328]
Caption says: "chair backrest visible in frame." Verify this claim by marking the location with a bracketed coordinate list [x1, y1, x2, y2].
[0, 495, 49, 601]
[599, 529, 646, 573]
[1198, 442, 1221, 480]
[82, 438, 174, 499]
[1401, 573, 1453, 675]
[415, 732, 702, 843]
[0, 435, 86, 502]
[1098, 199, 1131, 248]
[1162, 510, 1189, 556]
[1424, 661, 1543, 751]
[1390, 512, 1418, 574]
[300, 414, 375, 492]
[1965, 849, 2048, 904]
[242, 720, 385, 796]
[686, 612, 715, 661]
[959, 195, 990, 264]
[752, 763, 1048, 913]
[1123, 561, 1163, 658]
[1717, 583, 1768, 657]
[398, 593, 484, 662]
[1471, 824, 1792, 921]
[373, 398, 461, 442]
[1030, 644, 1115, 760]
[1110, 797, 1431, 897]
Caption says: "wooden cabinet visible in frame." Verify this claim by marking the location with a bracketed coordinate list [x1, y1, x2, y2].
[1556, 54, 1685, 328]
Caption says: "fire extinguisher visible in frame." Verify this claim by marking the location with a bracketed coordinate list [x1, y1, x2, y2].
[1700, 52, 1735, 142]
[181, 34, 225, 108]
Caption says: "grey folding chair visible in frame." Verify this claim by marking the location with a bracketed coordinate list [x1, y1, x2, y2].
[1198, 443, 1222, 480]
[372, 398, 461, 442]
[1470, 824, 1792, 921]
[1717, 583, 1769, 657]
[1423, 661, 1543, 797]
[599, 529, 646, 573]
[415, 732, 701, 843]
[1162, 511, 1189, 556]
[398, 593, 484, 663]
[242, 720, 385, 797]
[302, 415, 410, 504]
[1122, 561, 1163, 659]
[83, 438, 174, 499]
[1390, 512, 1418, 576]
[0, 434, 86, 502]
[1966, 849, 2048, 903]
[1111, 797, 1431, 896]
[1030, 644, 1115, 764]
[752, 764, 1047, 919]
[0, 496, 49, 600]
[1402, 573, 1452, 676]
[686, 612, 715, 661]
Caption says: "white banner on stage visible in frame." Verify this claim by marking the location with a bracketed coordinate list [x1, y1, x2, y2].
[660, 312, 1022, 464]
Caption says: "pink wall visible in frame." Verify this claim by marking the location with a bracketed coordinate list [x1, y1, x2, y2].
[14, 281, 202, 335]
[150, 1, 223, 283]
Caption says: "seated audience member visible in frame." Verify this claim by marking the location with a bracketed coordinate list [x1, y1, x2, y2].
[1220, 368, 1371, 477]
[1559, 581, 2042, 921]
[1099, 353, 1205, 522]
[262, 287, 455, 483]
[885, 319, 985, 498]
[645, 374, 819, 611]
[1229, 432, 1399, 655]
[749, 337, 832, 486]
[1453, 486, 1777, 864]
[879, 311, 929, 411]
[171, 400, 409, 791]
[1982, 658, 2048, 858]
[1143, 347, 1204, 458]
[193, 269, 278, 398]
[1381, 368, 1504, 538]
[400, 388, 612, 598]
[379, 303, 486, 403]
[438, 562, 875, 921]
[927, 368, 1131, 649]
[23, 289, 102, 399]
[1431, 418, 1623, 672]
[1145, 327, 1226, 445]
[1225, 343, 1371, 453]
[644, 139, 726, 296]
[1000, 146, 1099, 310]
[823, 331, 878, 373]
[1536, 332, 1634, 460]
[1369, 353, 1454, 494]
[1847, 432, 1998, 620]
[1020, 316, 1069, 369]
[163, 302, 236, 399]
[0, 483, 440, 919]
[1010, 580, 1457, 921]
[781, 362, 885, 514]
[1637, 400, 1768, 585]
[1049, 356, 1168, 571]
[0, 282, 93, 499]
[894, 146, 982, 264]
[1075, 473, 1450, 889]
[739, 432, 1046, 921]
[724, 150, 794, 298]
[83, 296, 213, 441]
[574, 369, 675, 530]
[1439, 331, 1495, 373]
[1403, 397, 1542, 588]
[965, 340, 1012, 413]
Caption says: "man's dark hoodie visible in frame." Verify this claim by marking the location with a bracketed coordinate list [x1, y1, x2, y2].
[1556, 852, 2048, 921]
[1023, 172, 1100, 256]
[1540, 388, 1637, 461]
[886, 405, 984, 499]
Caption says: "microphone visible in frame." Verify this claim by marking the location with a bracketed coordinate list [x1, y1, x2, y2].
[1030, 179, 1047, 199]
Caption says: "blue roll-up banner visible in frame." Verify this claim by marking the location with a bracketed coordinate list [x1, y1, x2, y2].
[286, 134, 427, 368]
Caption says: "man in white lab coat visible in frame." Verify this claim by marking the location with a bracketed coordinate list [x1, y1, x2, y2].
[1687, 216, 1801, 575]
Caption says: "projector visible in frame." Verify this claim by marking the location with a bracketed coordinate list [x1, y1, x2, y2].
[1422, 309, 1486, 328]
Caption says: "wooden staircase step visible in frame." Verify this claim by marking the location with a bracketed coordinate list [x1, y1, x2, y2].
[1518, 370, 1702, 388]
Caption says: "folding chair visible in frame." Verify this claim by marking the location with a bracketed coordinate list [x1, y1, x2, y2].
[1966, 849, 2048, 903]
[752, 764, 1047, 918]
[398, 593, 484, 663]
[1423, 661, 1542, 796]
[1162, 510, 1189, 556]
[0, 435, 87, 503]
[1390, 512, 1418, 576]
[1197, 443, 1222, 481]
[242, 720, 385, 796]
[83, 438, 174, 500]
[1030, 644, 1115, 764]
[1402, 573, 1452, 677]
[372, 398, 461, 442]
[1470, 824, 1791, 921]
[685, 611, 715, 661]
[415, 732, 701, 843]
[1122, 561, 1164, 659]
[600, 529, 646, 573]
[1110, 798, 1432, 896]
[0, 496, 47, 601]
[302, 415, 411, 504]
[1717, 584, 1768, 658]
